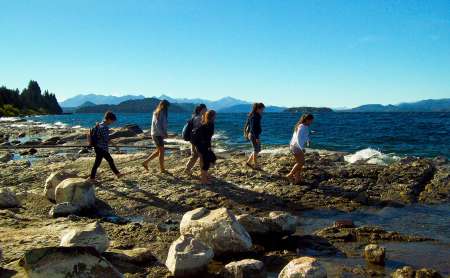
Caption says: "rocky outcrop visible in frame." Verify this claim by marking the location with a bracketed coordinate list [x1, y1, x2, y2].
[18, 246, 122, 277]
[0, 188, 20, 208]
[363, 244, 385, 265]
[180, 207, 252, 255]
[315, 225, 431, 243]
[419, 167, 450, 204]
[110, 124, 143, 139]
[278, 257, 327, 278]
[391, 266, 443, 278]
[55, 178, 96, 209]
[223, 259, 267, 278]
[60, 222, 109, 253]
[49, 202, 81, 218]
[165, 235, 214, 277]
[44, 170, 79, 201]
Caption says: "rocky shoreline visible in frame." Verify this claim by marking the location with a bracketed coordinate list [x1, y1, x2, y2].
[0, 119, 449, 277]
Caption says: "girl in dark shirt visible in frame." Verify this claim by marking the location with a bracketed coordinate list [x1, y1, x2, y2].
[192, 110, 217, 185]
[245, 103, 265, 169]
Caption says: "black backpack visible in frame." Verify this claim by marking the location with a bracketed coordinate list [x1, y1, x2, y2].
[182, 118, 194, 141]
[87, 124, 99, 147]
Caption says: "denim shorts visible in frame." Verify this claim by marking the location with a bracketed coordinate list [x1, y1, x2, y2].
[250, 136, 261, 154]
[153, 136, 164, 147]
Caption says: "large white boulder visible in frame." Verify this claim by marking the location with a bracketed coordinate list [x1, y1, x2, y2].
[19, 246, 122, 277]
[224, 258, 267, 278]
[267, 211, 298, 235]
[0, 188, 20, 208]
[180, 207, 252, 255]
[278, 257, 327, 278]
[49, 202, 81, 218]
[364, 244, 385, 265]
[55, 178, 95, 209]
[165, 235, 214, 277]
[60, 221, 109, 253]
[44, 170, 78, 201]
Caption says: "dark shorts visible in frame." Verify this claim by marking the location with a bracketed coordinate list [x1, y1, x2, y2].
[153, 136, 165, 148]
[250, 136, 261, 154]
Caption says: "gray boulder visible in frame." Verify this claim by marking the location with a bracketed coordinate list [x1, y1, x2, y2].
[165, 235, 214, 277]
[180, 207, 252, 255]
[0, 188, 20, 208]
[224, 259, 267, 278]
[55, 178, 95, 209]
[44, 170, 79, 201]
[60, 221, 109, 253]
[49, 202, 81, 218]
[278, 257, 327, 278]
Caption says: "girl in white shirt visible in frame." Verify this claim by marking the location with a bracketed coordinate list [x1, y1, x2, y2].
[287, 114, 314, 184]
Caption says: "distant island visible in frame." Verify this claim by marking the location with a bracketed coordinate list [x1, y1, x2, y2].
[75, 98, 195, 113]
[284, 107, 334, 113]
[0, 81, 62, 116]
[346, 99, 450, 112]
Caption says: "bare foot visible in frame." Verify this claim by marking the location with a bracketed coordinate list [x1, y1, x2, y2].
[245, 162, 254, 169]
[116, 173, 126, 179]
[142, 162, 149, 171]
[286, 174, 295, 184]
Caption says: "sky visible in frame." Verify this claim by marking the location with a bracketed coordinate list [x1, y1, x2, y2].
[1, 0, 449, 108]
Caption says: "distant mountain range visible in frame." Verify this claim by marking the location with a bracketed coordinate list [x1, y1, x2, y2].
[155, 95, 252, 111]
[75, 98, 195, 114]
[348, 99, 450, 112]
[218, 104, 286, 113]
[60, 94, 145, 107]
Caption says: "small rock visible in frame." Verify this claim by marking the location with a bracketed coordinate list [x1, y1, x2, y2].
[55, 178, 95, 209]
[49, 202, 81, 218]
[29, 148, 37, 155]
[18, 246, 122, 277]
[364, 244, 385, 265]
[180, 207, 252, 255]
[278, 256, 327, 278]
[0, 152, 13, 163]
[165, 235, 214, 277]
[44, 170, 79, 201]
[60, 221, 110, 253]
[0, 188, 20, 208]
[415, 268, 443, 278]
[223, 259, 267, 278]
[18, 132, 26, 138]
[334, 219, 355, 228]
[391, 266, 416, 278]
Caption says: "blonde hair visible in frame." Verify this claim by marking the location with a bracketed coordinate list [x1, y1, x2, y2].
[154, 100, 169, 118]
[202, 110, 216, 125]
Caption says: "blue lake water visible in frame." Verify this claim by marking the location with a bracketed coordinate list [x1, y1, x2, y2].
[30, 112, 450, 158]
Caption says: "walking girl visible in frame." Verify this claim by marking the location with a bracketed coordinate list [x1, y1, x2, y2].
[245, 103, 265, 169]
[192, 110, 217, 185]
[143, 100, 169, 173]
[287, 113, 314, 184]
[185, 104, 207, 173]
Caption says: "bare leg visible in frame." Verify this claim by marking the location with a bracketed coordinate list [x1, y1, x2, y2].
[185, 144, 199, 173]
[287, 151, 305, 183]
[143, 149, 160, 170]
[200, 170, 209, 185]
[158, 146, 165, 172]
[246, 153, 254, 167]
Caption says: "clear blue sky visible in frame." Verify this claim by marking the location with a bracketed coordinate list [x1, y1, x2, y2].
[1, 0, 449, 108]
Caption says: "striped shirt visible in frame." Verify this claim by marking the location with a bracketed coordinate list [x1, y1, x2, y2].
[96, 122, 110, 151]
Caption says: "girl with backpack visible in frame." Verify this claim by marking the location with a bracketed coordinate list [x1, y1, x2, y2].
[184, 104, 207, 174]
[244, 103, 265, 169]
[143, 100, 170, 173]
[192, 110, 217, 185]
[287, 114, 314, 184]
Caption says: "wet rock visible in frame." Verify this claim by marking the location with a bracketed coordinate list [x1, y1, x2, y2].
[267, 211, 298, 235]
[0, 152, 13, 163]
[223, 258, 267, 278]
[44, 170, 79, 201]
[18, 246, 122, 277]
[165, 235, 214, 277]
[123, 124, 143, 134]
[364, 244, 385, 265]
[18, 132, 26, 138]
[55, 178, 95, 209]
[41, 136, 61, 145]
[49, 202, 81, 218]
[180, 207, 252, 256]
[419, 168, 450, 204]
[29, 148, 37, 155]
[278, 256, 327, 278]
[391, 266, 443, 278]
[0, 188, 20, 208]
[60, 221, 110, 253]
[376, 159, 435, 204]
[110, 124, 143, 139]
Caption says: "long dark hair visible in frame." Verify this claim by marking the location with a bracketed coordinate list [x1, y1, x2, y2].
[294, 114, 314, 131]
[154, 100, 169, 118]
[249, 102, 265, 117]
[193, 103, 207, 116]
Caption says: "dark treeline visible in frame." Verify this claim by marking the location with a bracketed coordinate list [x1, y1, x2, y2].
[0, 80, 62, 116]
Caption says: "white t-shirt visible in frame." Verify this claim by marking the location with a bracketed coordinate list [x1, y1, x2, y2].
[290, 124, 310, 150]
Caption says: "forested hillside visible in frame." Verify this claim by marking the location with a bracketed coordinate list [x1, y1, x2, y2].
[0, 81, 62, 116]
